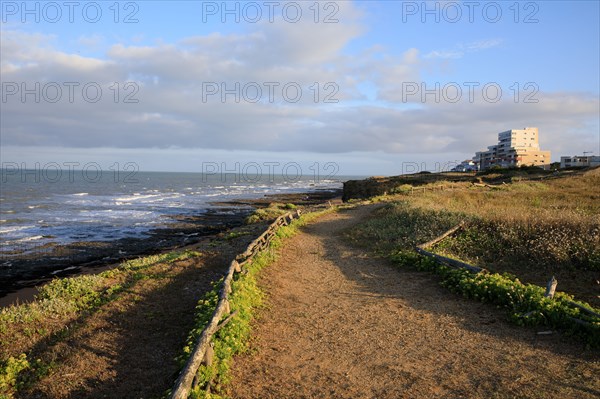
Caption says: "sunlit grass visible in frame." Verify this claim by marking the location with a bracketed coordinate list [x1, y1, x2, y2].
[0, 250, 201, 398]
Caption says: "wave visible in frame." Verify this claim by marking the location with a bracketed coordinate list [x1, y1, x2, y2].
[13, 235, 45, 243]
[114, 193, 162, 202]
[0, 225, 36, 234]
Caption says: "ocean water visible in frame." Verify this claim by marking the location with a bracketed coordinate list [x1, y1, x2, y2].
[0, 170, 346, 258]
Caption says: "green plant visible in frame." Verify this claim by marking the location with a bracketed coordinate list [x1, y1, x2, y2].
[390, 251, 600, 347]
[224, 231, 250, 240]
[244, 204, 289, 224]
[0, 354, 29, 397]
[390, 184, 413, 194]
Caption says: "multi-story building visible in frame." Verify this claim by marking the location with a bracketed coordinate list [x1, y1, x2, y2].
[473, 127, 551, 170]
[560, 155, 600, 168]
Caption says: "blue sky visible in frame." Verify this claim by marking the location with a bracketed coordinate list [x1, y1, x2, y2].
[1, 1, 599, 175]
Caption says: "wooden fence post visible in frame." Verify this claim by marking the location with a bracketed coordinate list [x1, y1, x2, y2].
[545, 276, 558, 298]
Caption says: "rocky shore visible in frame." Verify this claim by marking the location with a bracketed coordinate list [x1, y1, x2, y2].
[0, 188, 342, 306]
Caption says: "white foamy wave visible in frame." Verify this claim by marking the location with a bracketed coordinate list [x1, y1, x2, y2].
[0, 225, 36, 234]
[14, 235, 44, 243]
[72, 192, 89, 196]
[114, 193, 162, 202]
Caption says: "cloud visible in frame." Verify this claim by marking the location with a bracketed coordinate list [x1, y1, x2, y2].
[76, 34, 105, 49]
[424, 50, 464, 59]
[425, 38, 503, 59]
[464, 39, 503, 51]
[0, 17, 598, 163]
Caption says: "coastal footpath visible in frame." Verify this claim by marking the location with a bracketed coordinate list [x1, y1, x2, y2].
[227, 205, 599, 398]
[2, 169, 599, 398]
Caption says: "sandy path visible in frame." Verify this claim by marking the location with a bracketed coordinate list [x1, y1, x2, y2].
[228, 205, 600, 399]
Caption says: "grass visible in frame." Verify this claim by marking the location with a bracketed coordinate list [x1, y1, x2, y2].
[346, 168, 600, 346]
[0, 250, 201, 398]
[244, 203, 297, 224]
[173, 208, 334, 399]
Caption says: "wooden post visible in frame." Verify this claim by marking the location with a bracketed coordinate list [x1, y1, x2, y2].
[545, 276, 557, 298]
[232, 260, 241, 273]
[201, 343, 214, 366]
[223, 299, 230, 315]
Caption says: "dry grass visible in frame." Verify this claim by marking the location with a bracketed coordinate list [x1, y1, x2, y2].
[351, 168, 600, 308]
[410, 174, 599, 226]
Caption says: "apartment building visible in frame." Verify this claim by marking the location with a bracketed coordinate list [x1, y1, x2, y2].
[473, 127, 551, 170]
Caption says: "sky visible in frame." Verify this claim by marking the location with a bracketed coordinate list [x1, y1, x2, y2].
[1, 0, 599, 177]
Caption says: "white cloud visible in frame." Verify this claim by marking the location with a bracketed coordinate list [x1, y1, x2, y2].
[424, 50, 464, 59]
[464, 39, 503, 51]
[76, 34, 105, 49]
[0, 15, 598, 166]
[425, 38, 503, 59]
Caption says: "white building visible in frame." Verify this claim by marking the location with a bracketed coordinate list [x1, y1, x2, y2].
[560, 155, 600, 168]
[473, 127, 551, 170]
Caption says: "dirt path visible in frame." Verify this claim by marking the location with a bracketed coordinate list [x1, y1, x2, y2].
[228, 205, 600, 399]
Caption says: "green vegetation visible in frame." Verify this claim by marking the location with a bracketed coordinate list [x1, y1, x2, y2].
[0, 250, 201, 398]
[223, 231, 251, 240]
[391, 251, 600, 347]
[244, 203, 297, 224]
[175, 209, 334, 399]
[347, 169, 600, 347]
[0, 355, 29, 399]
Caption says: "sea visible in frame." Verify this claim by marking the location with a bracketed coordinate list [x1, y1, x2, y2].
[0, 169, 350, 260]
